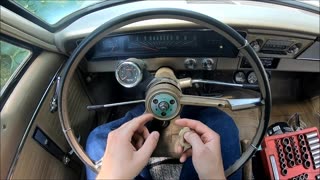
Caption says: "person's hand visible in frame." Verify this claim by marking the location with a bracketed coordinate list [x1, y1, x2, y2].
[175, 119, 225, 180]
[96, 114, 160, 179]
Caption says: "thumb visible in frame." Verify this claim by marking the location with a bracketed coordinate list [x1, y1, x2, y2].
[184, 131, 204, 149]
[137, 131, 159, 159]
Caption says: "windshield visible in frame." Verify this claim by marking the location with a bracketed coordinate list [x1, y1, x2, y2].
[12, 0, 103, 24]
[299, 0, 320, 7]
[10, 0, 320, 25]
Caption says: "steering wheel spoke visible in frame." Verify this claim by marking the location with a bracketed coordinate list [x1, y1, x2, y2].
[180, 95, 229, 108]
[180, 95, 262, 110]
[227, 97, 262, 110]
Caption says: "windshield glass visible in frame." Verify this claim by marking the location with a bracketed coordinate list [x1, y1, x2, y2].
[298, 0, 319, 7]
[11, 0, 319, 25]
[12, 0, 103, 24]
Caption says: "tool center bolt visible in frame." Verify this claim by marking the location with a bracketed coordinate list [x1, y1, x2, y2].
[158, 101, 169, 112]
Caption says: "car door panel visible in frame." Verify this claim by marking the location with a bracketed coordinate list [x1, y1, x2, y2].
[1, 51, 65, 179]
[2, 51, 95, 179]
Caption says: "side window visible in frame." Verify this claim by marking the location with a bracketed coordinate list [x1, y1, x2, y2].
[0, 40, 32, 95]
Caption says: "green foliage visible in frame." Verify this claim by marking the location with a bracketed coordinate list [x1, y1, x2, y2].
[13, 0, 103, 24]
[0, 41, 31, 92]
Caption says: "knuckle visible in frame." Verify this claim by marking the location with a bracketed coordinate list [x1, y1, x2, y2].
[108, 131, 116, 139]
[109, 130, 120, 140]
[131, 117, 138, 122]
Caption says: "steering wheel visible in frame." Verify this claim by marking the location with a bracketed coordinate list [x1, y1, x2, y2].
[58, 8, 271, 177]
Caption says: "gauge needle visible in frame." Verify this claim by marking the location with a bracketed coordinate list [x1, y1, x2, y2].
[121, 75, 127, 80]
[142, 45, 158, 51]
[137, 42, 158, 51]
[111, 45, 115, 52]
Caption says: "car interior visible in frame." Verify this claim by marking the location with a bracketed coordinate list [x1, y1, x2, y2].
[0, 1, 319, 180]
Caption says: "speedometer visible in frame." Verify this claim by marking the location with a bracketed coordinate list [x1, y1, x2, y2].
[115, 60, 143, 88]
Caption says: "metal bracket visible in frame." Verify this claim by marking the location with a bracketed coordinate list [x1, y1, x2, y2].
[250, 143, 259, 151]
[238, 40, 250, 50]
[50, 76, 61, 113]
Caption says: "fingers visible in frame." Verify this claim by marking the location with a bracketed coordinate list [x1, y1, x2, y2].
[132, 126, 152, 150]
[175, 142, 183, 154]
[183, 131, 204, 149]
[120, 113, 154, 137]
[132, 133, 144, 150]
[201, 133, 220, 144]
[137, 131, 160, 160]
[137, 126, 150, 140]
[175, 119, 216, 136]
[180, 149, 192, 163]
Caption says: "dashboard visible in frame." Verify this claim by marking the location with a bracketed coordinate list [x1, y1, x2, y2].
[82, 29, 319, 74]
[86, 30, 246, 60]
[76, 28, 319, 87]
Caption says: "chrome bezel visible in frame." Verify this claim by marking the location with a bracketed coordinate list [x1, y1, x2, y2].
[234, 71, 246, 84]
[115, 61, 143, 88]
[247, 71, 258, 84]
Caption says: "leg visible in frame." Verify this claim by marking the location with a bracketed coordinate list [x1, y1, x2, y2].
[85, 104, 150, 180]
[179, 106, 242, 180]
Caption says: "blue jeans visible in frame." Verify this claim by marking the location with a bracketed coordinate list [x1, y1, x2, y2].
[86, 104, 242, 180]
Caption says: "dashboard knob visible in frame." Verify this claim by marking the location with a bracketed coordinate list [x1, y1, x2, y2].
[288, 44, 300, 55]
[184, 58, 197, 70]
[250, 40, 261, 52]
[202, 58, 215, 70]
[247, 71, 258, 84]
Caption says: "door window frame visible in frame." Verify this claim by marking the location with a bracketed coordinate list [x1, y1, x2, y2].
[0, 34, 41, 110]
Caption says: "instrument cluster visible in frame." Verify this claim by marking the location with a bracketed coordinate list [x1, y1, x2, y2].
[87, 30, 246, 60]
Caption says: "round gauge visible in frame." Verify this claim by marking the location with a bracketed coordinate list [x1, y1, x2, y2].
[247, 72, 258, 84]
[115, 61, 143, 88]
[234, 71, 246, 83]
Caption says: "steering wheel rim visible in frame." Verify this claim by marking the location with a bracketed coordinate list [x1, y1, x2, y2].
[58, 8, 271, 177]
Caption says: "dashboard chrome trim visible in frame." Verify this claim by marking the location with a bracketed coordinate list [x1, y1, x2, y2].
[87, 57, 230, 72]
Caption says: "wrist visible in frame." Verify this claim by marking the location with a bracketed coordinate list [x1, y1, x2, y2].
[199, 171, 225, 180]
[97, 170, 133, 180]
[97, 174, 133, 180]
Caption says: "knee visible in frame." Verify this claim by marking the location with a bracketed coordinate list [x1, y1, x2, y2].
[200, 108, 239, 138]
[86, 123, 113, 160]
[125, 103, 145, 118]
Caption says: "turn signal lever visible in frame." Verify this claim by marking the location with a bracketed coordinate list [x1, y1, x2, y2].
[179, 78, 259, 89]
[154, 67, 259, 89]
